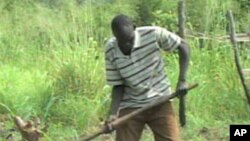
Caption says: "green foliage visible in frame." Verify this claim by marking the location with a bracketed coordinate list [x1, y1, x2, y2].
[151, 0, 179, 32]
[134, 0, 163, 25]
[186, 0, 232, 33]
[236, 0, 250, 10]
[134, 0, 179, 32]
[0, 0, 250, 141]
[0, 65, 52, 117]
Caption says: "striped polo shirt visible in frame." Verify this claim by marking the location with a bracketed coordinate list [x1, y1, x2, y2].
[105, 26, 181, 110]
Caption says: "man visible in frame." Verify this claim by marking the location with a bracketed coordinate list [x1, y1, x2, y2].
[105, 14, 190, 141]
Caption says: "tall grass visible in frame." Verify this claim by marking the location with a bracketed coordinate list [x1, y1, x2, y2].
[0, 0, 250, 141]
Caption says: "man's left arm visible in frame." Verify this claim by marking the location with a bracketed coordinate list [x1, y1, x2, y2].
[155, 26, 190, 89]
[176, 39, 190, 91]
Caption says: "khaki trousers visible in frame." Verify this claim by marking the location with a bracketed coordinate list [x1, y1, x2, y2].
[116, 101, 180, 141]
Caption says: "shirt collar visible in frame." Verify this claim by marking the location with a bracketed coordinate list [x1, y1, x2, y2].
[133, 30, 141, 48]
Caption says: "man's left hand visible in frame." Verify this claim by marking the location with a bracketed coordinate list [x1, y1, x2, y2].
[176, 80, 188, 97]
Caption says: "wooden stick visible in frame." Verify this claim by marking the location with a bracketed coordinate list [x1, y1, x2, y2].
[78, 83, 199, 141]
[178, 0, 187, 127]
[227, 10, 250, 105]
[178, 0, 186, 38]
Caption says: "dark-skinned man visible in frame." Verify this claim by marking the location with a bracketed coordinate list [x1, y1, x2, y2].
[105, 14, 190, 141]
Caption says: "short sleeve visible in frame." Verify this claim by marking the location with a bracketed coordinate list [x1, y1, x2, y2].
[155, 27, 181, 51]
[105, 41, 124, 86]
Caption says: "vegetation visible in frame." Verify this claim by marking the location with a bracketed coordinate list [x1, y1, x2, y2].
[0, 0, 250, 140]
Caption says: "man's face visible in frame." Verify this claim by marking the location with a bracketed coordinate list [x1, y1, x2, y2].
[113, 24, 135, 50]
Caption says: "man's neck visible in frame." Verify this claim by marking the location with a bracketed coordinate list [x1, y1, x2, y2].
[118, 43, 132, 56]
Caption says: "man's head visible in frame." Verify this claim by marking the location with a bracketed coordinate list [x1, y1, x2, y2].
[111, 14, 135, 52]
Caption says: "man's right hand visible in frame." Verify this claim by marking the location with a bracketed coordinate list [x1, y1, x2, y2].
[103, 115, 118, 134]
[107, 115, 118, 122]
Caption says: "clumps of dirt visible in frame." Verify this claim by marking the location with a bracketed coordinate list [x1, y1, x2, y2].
[14, 116, 49, 141]
[0, 114, 48, 141]
[198, 127, 229, 141]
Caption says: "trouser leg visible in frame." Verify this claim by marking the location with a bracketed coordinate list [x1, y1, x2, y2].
[147, 101, 180, 141]
[115, 108, 145, 141]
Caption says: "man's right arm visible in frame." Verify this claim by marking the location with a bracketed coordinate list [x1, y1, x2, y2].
[104, 85, 124, 133]
[109, 85, 124, 117]
[105, 40, 124, 120]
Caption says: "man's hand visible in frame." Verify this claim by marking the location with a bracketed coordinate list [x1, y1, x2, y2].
[177, 80, 188, 127]
[176, 80, 188, 97]
[103, 115, 118, 134]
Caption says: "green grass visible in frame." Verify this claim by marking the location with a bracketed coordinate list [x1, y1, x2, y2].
[0, 0, 250, 141]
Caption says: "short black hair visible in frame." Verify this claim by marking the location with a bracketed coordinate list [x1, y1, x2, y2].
[111, 14, 133, 31]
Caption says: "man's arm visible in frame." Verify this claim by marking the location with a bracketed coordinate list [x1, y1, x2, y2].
[177, 39, 190, 88]
[155, 27, 190, 86]
[177, 39, 190, 127]
[108, 85, 124, 117]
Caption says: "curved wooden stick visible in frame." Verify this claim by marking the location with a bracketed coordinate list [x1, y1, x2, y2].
[79, 83, 199, 141]
[227, 10, 250, 105]
[178, 0, 187, 127]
